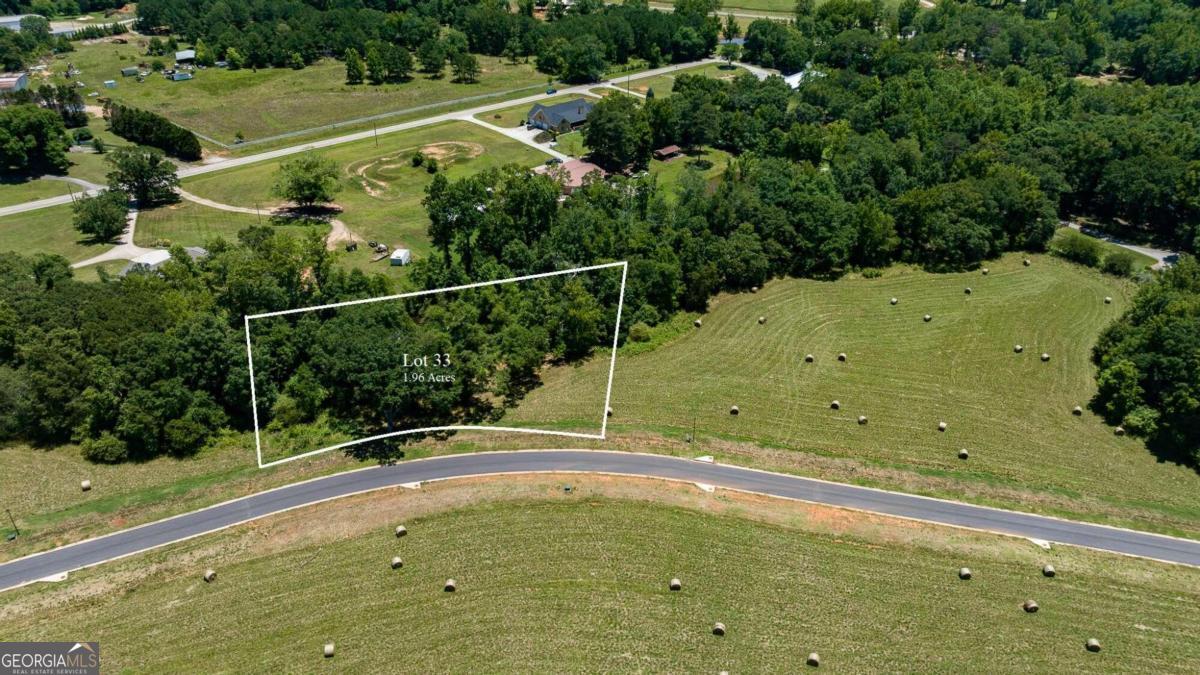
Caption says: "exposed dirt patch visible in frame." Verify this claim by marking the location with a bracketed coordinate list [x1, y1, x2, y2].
[419, 141, 485, 161]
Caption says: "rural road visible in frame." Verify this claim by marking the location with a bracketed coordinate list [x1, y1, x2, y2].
[1066, 222, 1180, 270]
[2, 449, 1198, 593]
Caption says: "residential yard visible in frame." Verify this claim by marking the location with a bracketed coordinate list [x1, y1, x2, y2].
[134, 200, 302, 248]
[40, 40, 548, 144]
[551, 130, 587, 157]
[0, 179, 73, 208]
[651, 147, 732, 201]
[613, 63, 748, 97]
[505, 253, 1200, 537]
[2, 478, 1196, 672]
[0, 203, 110, 263]
[181, 121, 550, 265]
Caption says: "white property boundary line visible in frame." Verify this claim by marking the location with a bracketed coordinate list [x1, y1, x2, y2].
[244, 262, 629, 469]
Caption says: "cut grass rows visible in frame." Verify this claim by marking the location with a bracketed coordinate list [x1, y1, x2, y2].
[1, 489, 1197, 672]
[505, 253, 1200, 535]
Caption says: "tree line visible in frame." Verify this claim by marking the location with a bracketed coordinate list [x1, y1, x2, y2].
[104, 101, 202, 161]
[132, 0, 722, 83]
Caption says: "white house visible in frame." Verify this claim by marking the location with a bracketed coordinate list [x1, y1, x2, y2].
[783, 63, 826, 89]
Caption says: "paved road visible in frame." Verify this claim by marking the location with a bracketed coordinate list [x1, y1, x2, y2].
[1065, 222, 1180, 270]
[2, 450, 1198, 593]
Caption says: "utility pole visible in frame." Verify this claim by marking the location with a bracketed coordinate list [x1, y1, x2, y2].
[373, 121, 379, 147]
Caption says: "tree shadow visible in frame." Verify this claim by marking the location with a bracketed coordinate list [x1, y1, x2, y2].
[268, 204, 342, 226]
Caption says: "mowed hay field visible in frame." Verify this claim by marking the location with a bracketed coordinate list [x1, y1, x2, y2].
[2, 478, 1197, 672]
[506, 253, 1200, 535]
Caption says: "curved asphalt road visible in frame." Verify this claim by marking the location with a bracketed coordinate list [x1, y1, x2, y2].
[2, 450, 1198, 592]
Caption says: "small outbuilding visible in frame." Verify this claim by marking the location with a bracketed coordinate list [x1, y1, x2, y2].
[171, 71, 193, 81]
[103, 79, 116, 89]
[389, 248, 412, 266]
[653, 145, 683, 161]
[120, 66, 139, 77]
[175, 49, 196, 63]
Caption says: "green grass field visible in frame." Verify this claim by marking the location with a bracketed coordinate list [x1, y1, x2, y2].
[1049, 228, 1158, 270]
[505, 253, 1200, 536]
[0, 203, 112, 263]
[0, 178, 73, 208]
[46, 41, 548, 143]
[614, 63, 748, 97]
[2, 481, 1196, 672]
[134, 200, 305, 248]
[181, 121, 550, 264]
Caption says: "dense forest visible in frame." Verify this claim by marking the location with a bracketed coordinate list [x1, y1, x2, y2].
[0, 225, 622, 463]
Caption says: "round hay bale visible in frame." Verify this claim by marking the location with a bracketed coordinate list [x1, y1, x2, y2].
[1042, 564, 1055, 578]
[964, 287, 972, 295]
[1041, 353, 1050, 362]
[958, 567, 972, 580]
[750, 286, 759, 293]
[606, 407, 613, 418]
[857, 415, 868, 425]
[203, 569, 216, 583]
[938, 421, 947, 432]
[1114, 426, 1126, 436]
[923, 314, 932, 322]
[1086, 638, 1102, 653]
[729, 405, 739, 416]
[806, 652, 821, 667]
[804, 354, 814, 363]
[1014, 344, 1023, 353]
[391, 556, 403, 570]
[958, 449, 969, 460]
[982, 267, 989, 275]
[758, 316, 766, 325]
[830, 400, 840, 410]
[80, 479, 91, 492]
[669, 578, 682, 591]
[1072, 405, 1083, 416]
[444, 579, 457, 592]
[712, 622, 726, 636]
[324, 643, 335, 658]
[1023, 600, 1039, 613]
[890, 297, 898, 305]
[1104, 296, 1112, 304]
[694, 318, 702, 328]
[394, 525, 408, 538]
[1023, 258, 1031, 266]
[837, 352, 847, 362]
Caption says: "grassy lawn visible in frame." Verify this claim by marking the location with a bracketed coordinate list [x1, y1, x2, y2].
[650, 147, 732, 201]
[2, 480, 1196, 671]
[614, 63, 748, 97]
[71, 259, 129, 282]
[474, 93, 598, 128]
[0, 178, 73, 208]
[551, 130, 587, 157]
[0, 203, 113, 263]
[182, 121, 550, 264]
[134, 200, 306, 248]
[505, 253, 1200, 536]
[43, 41, 548, 144]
